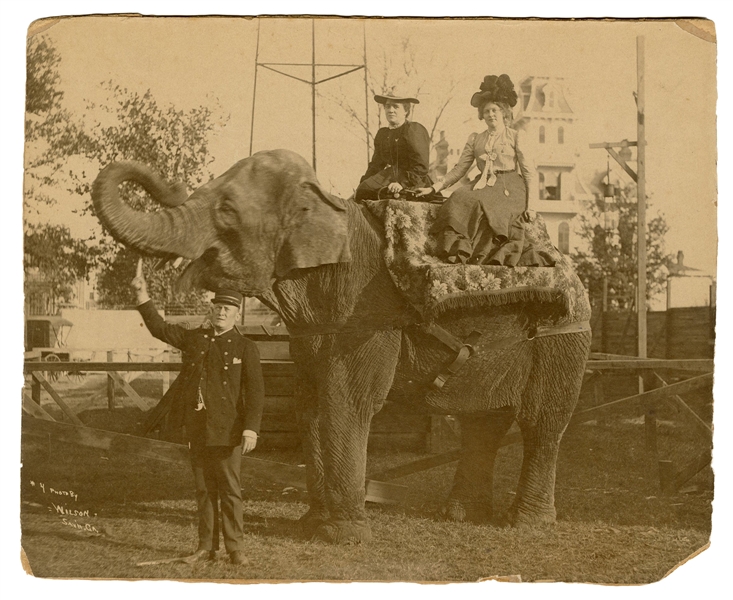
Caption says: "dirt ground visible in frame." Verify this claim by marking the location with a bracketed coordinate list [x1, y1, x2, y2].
[19, 370, 713, 583]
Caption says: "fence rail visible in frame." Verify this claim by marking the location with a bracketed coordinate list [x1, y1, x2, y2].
[23, 355, 713, 493]
[23, 360, 292, 373]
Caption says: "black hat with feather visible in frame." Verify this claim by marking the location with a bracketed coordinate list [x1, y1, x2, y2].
[470, 74, 518, 108]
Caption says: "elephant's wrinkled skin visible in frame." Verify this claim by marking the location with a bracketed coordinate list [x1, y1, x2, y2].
[92, 150, 591, 544]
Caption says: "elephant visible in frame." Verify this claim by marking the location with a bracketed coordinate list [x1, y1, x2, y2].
[92, 149, 592, 544]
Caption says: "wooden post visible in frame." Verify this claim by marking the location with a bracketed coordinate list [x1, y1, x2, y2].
[658, 460, 675, 494]
[593, 373, 608, 427]
[32, 375, 41, 405]
[643, 371, 658, 469]
[636, 38, 649, 438]
[107, 350, 115, 410]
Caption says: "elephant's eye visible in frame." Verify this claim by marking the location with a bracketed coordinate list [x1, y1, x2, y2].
[216, 199, 240, 230]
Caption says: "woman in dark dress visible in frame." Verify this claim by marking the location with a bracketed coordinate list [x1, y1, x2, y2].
[417, 75, 551, 267]
[355, 89, 434, 201]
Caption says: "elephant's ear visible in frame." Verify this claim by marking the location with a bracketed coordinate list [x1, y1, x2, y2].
[274, 180, 352, 278]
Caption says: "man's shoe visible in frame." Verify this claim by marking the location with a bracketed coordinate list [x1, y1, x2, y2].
[229, 550, 250, 565]
[183, 548, 216, 564]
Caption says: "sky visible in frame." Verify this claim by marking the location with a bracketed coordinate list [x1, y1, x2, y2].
[3, 2, 732, 598]
[27, 15, 718, 276]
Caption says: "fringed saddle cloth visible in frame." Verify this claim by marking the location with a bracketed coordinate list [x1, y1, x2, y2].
[363, 199, 591, 325]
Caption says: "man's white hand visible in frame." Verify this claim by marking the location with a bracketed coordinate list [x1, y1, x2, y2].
[242, 431, 257, 454]
[130, 258, 150, 304]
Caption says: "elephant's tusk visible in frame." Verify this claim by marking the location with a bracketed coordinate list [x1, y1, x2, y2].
[153, 258, 170, 271]
[153, 256, 185, 271]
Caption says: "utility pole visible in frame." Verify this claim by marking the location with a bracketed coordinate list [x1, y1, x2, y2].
[589, 35, 647, 364]
[636, 35, 647, 361]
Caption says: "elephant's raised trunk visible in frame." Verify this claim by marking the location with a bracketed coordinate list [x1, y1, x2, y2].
[92, 161, 215, 259]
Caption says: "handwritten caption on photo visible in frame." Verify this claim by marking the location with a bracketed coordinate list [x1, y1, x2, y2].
[30, 480, 100, 534]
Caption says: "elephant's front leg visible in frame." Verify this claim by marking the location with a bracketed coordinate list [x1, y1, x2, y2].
[312, 330, 401, 545]
[314, 398, 376, 543]
[296, 381, 329, 537]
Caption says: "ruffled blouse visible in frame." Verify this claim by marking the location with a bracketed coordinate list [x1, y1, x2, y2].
[441, 127, 533, 195]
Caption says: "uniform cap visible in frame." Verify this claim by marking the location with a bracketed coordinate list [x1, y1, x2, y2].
[212, 288, 243, 308]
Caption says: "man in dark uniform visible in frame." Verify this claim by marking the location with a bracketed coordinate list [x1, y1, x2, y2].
[131, 260, 265, 565]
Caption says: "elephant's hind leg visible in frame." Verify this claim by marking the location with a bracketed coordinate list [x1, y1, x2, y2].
[312, 406, 375, 544]
[510, 331, 591, 527]
[443, 408, 516, 523]
[510, 422, 564, 527]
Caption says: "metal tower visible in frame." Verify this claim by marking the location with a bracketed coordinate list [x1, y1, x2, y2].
[248, 18, 370, 172]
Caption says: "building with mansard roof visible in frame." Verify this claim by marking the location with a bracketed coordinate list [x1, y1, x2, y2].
[513, 75, 593, 254]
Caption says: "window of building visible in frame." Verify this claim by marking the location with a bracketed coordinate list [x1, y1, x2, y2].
[558, 126, 564, 144]
[539, 125, 545, 144]
[546, 89, 555, 109]
[544, 172, 561, 200]
[539, 173, 546, 200]
[558, 222, 570, 254]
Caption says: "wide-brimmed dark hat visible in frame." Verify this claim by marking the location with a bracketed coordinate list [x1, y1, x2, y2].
[470, 74, 518, 108]
[212, 288, 243, 308]
[374, 87, 419, 105]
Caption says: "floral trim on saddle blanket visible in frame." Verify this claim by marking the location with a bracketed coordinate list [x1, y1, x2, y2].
[363, 199, 591, 323]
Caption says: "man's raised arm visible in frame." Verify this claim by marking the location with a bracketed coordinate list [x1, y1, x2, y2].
[132, 259, 187, 350]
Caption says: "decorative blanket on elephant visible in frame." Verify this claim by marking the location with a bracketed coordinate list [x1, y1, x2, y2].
[363, 199, 590, 323]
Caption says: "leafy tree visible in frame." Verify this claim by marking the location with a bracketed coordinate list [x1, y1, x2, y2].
[571, 182, 673, 310]
[24, 36, 99, 315]
[24, 224, 100, 311]
[24, 36, 228, 313]
[26, 35, 63, 116]
[24, 35, 92, 214]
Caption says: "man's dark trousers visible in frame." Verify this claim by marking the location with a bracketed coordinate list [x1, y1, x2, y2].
[190, 444, 243, 553]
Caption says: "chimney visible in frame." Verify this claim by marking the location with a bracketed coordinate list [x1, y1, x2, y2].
[677, 250, 685, 267]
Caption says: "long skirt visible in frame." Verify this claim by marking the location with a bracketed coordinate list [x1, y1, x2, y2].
[432, 171, 554, 267]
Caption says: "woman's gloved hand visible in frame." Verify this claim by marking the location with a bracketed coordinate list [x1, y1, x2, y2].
[387, 182, 404, 195]
[522, 209, 537, 223]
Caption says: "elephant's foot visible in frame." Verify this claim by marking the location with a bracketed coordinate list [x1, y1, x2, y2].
[298, 507, 330, 538]
[507, 501, 556, 528]
[439, 499, 492, 524]
[312, 519, 372, 545]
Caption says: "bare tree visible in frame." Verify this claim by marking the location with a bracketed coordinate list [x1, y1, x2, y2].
[317, 35, 462, 158]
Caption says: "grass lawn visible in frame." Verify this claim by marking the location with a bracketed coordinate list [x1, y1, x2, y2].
[19, 389, 712, 584]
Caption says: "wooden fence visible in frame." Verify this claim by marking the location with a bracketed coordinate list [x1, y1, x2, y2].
[22, 357, 439, 453]
[590, 306, 715, 358]
[22, 350, 713, 494]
